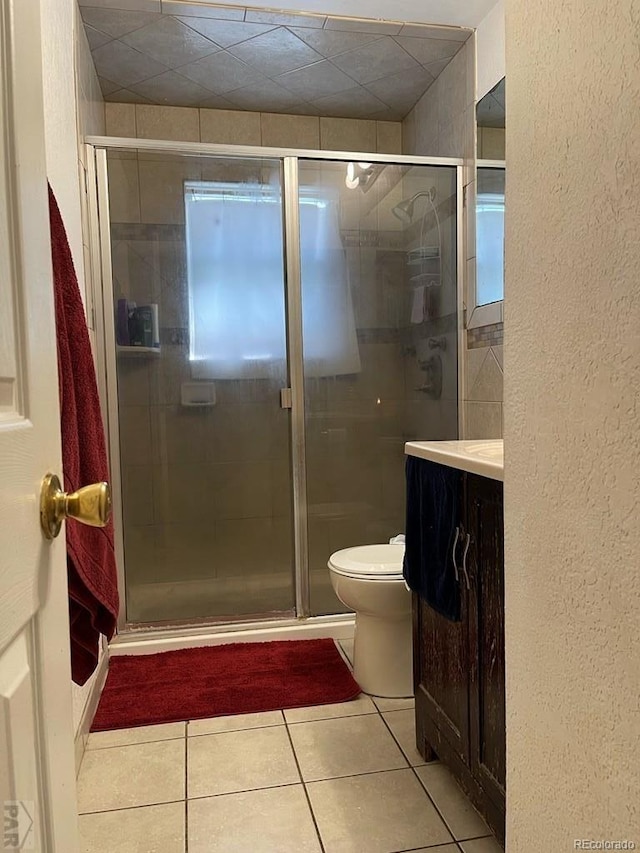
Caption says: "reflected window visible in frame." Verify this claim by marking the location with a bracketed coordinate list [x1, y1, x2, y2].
[476, 167, 505, 306]
[185, 180, 360, 379]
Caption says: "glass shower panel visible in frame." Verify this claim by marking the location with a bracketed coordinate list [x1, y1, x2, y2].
[298, 160, 459, 616]
[106, 149, 294, 624]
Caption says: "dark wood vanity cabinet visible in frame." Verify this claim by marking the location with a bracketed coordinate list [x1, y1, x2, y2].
[413, 469, 506, 843]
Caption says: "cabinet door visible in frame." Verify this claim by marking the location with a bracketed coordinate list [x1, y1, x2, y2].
[412, 467, 470, 768]
[465, 474, 506, 809]
[414, 589, 470, 767]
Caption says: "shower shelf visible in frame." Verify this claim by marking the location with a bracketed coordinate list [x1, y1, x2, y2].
[410, 272, 441, 286]
[407, 259, 440, 269]
[116, 345, 161, 357]
[407, 246, 440, 265]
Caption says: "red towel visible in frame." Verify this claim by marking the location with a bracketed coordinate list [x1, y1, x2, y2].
[49, 185, 119, 685]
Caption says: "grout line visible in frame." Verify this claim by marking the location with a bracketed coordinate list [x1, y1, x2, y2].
[187, 782, 300, 803]
[86, 734, 186, 751]
[377, 711, 460, 847]
[283, 718, 326, 853]
[333, 637, 353, 669]
[407, 745, 494, 845]
[79, 797, 185, 817]
[285, 709, 377, 725]
[372, 700, 416, 713]
[187, 782, 301, 804]
[409, 759, 463, 844]
[454, 834, 494, 844]
[390, 843, 461, 853]
[292, 764, 412, 786]
[188, 721, 284, 737]
[377, 709, 414, 770]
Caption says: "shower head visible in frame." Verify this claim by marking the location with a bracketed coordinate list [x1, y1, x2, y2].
[391, 199, 413, 224]
[392, 187, 437, 223]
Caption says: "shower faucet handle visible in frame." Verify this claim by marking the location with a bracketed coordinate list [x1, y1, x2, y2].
[415, 354, 443, 399]
[427, 336, 447, 350]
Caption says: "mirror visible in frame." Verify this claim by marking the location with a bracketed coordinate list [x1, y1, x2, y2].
[476, 165, 505, 307]
[477, 78, 505, 159]
[470, 78, 505, 322]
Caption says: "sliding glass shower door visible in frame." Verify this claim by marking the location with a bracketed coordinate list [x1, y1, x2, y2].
[105, 149, 295, 623]
[97, 144, 460, 627]
[297, 160, 459, 615]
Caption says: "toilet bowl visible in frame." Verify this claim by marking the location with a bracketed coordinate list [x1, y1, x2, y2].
[328, 543, 413, 698]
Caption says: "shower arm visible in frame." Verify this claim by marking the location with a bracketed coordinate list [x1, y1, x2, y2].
[406, 188, 436, 208]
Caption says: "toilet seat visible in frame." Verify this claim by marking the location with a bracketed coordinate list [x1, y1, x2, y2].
[328, 543, 405, 581]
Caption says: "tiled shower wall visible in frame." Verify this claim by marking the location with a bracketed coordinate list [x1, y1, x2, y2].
[402, 37, 504, 439]
[401, 39, 475, 160]
[105, 102, 403, 153]
[477, 126, 505, 159]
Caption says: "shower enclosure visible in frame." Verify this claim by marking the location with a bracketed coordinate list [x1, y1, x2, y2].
[87, 138, 462, 632]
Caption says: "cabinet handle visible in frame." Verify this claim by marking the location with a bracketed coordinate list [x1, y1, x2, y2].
[461, 532, 471, 590]
[451, 525, 460, 582]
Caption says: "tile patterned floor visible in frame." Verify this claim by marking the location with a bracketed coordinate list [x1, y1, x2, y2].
[77, 640, 503, 853]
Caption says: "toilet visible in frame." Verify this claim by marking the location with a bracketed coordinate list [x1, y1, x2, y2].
[328, 543, 413, 698]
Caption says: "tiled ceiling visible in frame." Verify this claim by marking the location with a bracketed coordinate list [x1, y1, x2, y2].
[80, 2, 472, 120]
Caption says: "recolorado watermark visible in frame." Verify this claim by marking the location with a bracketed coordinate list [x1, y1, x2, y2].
[574, 842, 636, 850]
[3, 801, 34, 850]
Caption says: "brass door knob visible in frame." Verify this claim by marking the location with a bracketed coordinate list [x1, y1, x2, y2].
[40, 473, 111, 540]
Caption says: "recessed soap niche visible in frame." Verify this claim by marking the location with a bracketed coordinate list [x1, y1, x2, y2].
[181, 381, 216, 408]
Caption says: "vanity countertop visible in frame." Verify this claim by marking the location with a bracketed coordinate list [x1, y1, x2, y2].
[404, 440, 504, 482]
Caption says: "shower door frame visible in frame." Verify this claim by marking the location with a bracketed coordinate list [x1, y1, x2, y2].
[86, 136, 465, 638]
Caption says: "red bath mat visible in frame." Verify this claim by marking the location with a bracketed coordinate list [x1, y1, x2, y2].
[91, 638, 360, 731]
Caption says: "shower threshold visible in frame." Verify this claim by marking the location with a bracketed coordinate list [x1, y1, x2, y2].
[109, 612, 355, 657]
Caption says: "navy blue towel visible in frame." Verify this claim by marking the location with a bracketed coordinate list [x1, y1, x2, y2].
[403, 456, 462, 622]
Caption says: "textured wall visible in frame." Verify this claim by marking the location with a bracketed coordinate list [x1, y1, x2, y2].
[504, 1, 640, 849]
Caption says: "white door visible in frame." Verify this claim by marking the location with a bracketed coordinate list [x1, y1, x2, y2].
[0, 1, 79, 851]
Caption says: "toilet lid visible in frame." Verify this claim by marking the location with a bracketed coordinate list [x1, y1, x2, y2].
[328, 543, 405, 580]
